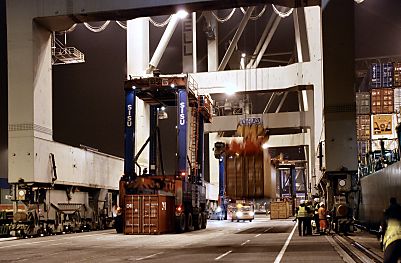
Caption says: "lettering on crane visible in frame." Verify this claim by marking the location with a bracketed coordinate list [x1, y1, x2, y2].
[179, 102, 185, 125]
[127, 104, 133, 127]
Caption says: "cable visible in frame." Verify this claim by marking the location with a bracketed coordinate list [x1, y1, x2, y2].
[240, 6, 267, 20]
[83, 20, 111, 32]
[211, 8, 236, 23]
[271, 4, 294, 18]
[116, 21, 127, 30]
[149, 15, 172, 27]
[66, 23, 77, 33]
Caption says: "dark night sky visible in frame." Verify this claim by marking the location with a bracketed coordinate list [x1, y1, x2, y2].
[2, 1, 401, 179]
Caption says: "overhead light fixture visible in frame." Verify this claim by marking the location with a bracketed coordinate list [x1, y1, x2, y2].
[225, 86, 237, 96]
[176, 10, 189, 19]
[241, 53, 246, 58]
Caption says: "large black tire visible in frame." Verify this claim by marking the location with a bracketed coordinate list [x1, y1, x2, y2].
[186, 213, 194, 232]
[201, 212, 207, 229]
[176, 213, 186, 233]
[194, 213, 202, 230]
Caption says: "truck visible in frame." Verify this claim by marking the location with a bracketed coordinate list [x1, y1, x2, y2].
[117, 74, 212, 234]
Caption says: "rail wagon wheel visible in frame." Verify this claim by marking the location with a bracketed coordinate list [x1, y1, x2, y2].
[186, 213, 194, 232]
[176, 213, 186, 233]
[201, 212, 207, 229]
[194, 213, 202, 230]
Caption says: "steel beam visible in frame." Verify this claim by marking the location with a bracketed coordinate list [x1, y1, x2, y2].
[252, 12, 282, 68]
[293, 8, 310, 62]
[275, 91, 288, 113]
[218, 6, 255, 71]
[148, 14, 181, 73]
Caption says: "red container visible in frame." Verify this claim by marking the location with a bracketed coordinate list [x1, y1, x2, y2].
[124, 194, 175, 235]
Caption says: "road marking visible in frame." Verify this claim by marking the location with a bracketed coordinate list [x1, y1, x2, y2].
[241, 240, 251, 246]
[215, 250, 233, 260]
[273, 222, 297, 263]
[264, 227, 273, 233]
[255, 234, 262, 237]
[136, 252, 164, 261]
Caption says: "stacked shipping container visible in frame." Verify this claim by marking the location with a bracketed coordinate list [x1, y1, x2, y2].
[357, 62, 401, 165]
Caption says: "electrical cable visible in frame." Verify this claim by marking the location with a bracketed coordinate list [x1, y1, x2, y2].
[271, 4, 294, 18]
[240, 5, 267, 20]
[211, 8, 236, 23]
[83, 20, 111, 32]
[149, 15, 172, 27]
[116, 21, 127, 30]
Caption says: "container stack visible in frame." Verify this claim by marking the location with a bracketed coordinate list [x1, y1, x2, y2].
[357, 62, 401, 168]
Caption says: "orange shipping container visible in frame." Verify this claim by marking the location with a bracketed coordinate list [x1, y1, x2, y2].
[124, 194, 175, 235]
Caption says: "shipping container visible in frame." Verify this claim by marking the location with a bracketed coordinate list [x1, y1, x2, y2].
[356, 92, 371, 115]
[382, 62, 394, 87]
[371, 88, 394, 114]
[226, 154, 264, 199]
[356, 115, 371, 140]
[370, 63, 382, 88]
[394, 62, 401, 87]
[357, 140, 370, 157]
[371, 114, 397, 140]
[124, 195, 175, 235]
[371, 139, 398, 152]
[394, 87, 401, 113]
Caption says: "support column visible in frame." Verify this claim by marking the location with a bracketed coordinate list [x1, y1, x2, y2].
[204, 12, 218, 72]
[322, 0, 356, 209]
[127, 18, 150, 172]
[0, 1, 8, 181]
[7, 2, 53, 183]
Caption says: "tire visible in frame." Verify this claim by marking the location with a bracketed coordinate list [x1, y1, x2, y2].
[186, 213, 194, 232]
[249, 220, 252, 222]
[176, 213, 186, 233]
[201, 212, 207, 229]
[194, 213, 202, 230]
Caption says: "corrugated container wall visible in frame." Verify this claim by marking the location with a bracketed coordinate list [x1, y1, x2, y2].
[226, 155, 264, 199]
[356, 115, 371, 140]
[371, 88, 394, 114]
[370, 63, 382, 88]
[356, 92, 371, 115]
[393, 62, 401, 87]
[394, 87, 401, 113]
[124, 195, 175, 235]
[382, 62, 394, 87]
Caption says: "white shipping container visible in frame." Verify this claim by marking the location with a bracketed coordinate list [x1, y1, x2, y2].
[394, 87, 401, 113]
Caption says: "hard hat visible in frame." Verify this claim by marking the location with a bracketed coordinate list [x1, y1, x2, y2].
[314, 198, 319, 202]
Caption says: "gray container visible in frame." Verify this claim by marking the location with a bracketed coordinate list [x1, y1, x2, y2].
[356, 92, 371, 115]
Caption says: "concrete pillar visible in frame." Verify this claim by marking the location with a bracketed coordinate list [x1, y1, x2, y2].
[0, 1, 8, 181]
[322, 0, 357, 172]
[7, 1, 53, 183]
[127, 18, 150, 172]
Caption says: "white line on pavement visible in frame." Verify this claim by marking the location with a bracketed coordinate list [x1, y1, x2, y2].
[136, 252, 164, 261]
[264, 227, 273, 233]
[273, 222, 297, 263]
[215, 250, 233, 260]
[241, 240, 251, 246]
[255, 234, 261, 237]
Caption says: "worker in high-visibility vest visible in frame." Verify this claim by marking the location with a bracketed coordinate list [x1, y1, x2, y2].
[382, 197, 401, 263]
[295, 200, 310, 236]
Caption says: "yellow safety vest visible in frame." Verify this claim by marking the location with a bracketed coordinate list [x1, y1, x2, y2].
[383, 219, 401, 250]
[298, 206, 308, 218]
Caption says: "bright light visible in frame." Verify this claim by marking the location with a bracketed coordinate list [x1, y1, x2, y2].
[262, 143, 269, 150]
[170, 83, 175, 88]
[216, 206, 222, 213]
[225, 86, 237, 96]
[161, 106, 166, 111]
[181, 172, 186, 176]
[176, 10, 189, 19]
[241, 53, 246, 58]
